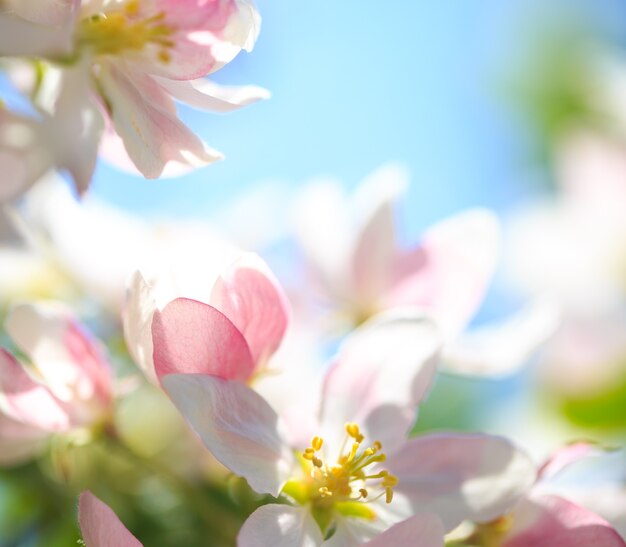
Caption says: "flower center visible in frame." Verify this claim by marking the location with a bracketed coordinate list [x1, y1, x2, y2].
[282, 422, 398, 528]
[77, 1, 174, 63]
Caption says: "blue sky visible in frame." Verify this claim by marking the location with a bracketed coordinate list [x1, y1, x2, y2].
[86, 0, 626, 233]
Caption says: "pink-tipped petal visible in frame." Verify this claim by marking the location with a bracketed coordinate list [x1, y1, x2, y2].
[98, 64, 222, 179]
[384, 210, 500, 339]
[386, 434, 536, 530]
[154, 77, 270, 113]
[350, 164, 409, 305]
[503, 494, 626, 547]
[162, 374, 294, 496]
[78, 491, 142, 547]
[0, 349, 71, 431]
[238, 504, 323, 547]
[361, 514, 445, 547]
[152, 298, 255, 382]
[319, 311, 440, 453]
[209, 254, 290, 367]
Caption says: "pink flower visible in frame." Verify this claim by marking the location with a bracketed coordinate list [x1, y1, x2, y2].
[0, 302, 113, 464]
[124, 252, 290, 385]
[78, 491, 142, 546]
[159, 311, 535, 546]
[292, 164, 558, 377]
[465, 443, 626, 546]
[1, 0, 266, 196]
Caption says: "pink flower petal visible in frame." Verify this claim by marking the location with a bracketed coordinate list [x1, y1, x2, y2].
[383, 209, 500, 339]
[0, 348, 71, 432]
[98, 64, 222, 179]
[78, 491, 142, 547]
[209, 253, 290, 367]
[152, 298, 255, 382]
[503, 494, 626, 547]
[361, 514, 445, 547]
[319, 311, 440, 453]
[386, 433, 536, 530]
[6, 302, 112, 414]
[162, 374, 294, 496]
[238, 504, 323, 547]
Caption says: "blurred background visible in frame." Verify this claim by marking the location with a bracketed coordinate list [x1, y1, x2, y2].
[3, 0, 626, 544]
[84, 0, 626, 447]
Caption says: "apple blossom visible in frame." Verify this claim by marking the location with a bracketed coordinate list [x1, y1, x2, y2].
[160, 311, 535, 545]
[292, 164, 558, 377]
[1, 0, 267, 197]
[0, 301, 113, 463]
[461, 443, 626, 546]
[124, 251, 290, 384]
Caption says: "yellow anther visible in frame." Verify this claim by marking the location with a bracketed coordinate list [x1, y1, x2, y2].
[363, 448, 374, 457]
[157, 50, 171, 64]
[346, 423, 361, 439]
[373, 441, 382, 451]
[385, 487, 394, 504]
[311, 436, 324, 451]
[381, 474, 398, 488]
[125, 0, 140, 15]
[302, 450, 314, 460]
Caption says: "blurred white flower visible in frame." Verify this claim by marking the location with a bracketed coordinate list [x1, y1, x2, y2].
[292, 164, 557, 377]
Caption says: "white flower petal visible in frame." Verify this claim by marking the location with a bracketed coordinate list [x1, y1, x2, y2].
[443, 298, 560, 377]
[361, 514, 445, 547]
[155, 77, 270, 113]
[238, 504, 323, 547]
[319, 311, 441, 453]
[162, 374, 294, 496]
[386, 434, 536, 530]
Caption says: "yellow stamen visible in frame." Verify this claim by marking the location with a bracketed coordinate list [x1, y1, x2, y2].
[311, 436, 324, 451]
[77, 6, 175, 64]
